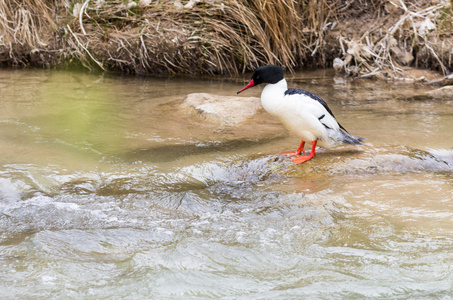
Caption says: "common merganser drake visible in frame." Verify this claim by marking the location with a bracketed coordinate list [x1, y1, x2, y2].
[237, 65, 364, 164]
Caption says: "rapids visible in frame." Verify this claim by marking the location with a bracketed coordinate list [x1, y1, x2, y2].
[0, 69, 452, 298]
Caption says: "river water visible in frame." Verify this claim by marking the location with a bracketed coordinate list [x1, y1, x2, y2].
[0, 68, 452, 298]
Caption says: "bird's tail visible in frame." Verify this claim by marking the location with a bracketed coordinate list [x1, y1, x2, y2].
[340, 130, 365, 145]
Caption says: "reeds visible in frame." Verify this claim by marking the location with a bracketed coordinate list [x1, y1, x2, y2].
[0, 0, 333, 73]
[65, 0, 333, 74]
[0, 0, 59, 66]
[0, 0, 452, 76]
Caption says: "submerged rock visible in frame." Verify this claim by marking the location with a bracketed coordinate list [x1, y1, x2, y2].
[181, 93, 261, 126]
[308, 146, 452, 175]
[267, 145, 452, 177]
[426, 85, 453, 98]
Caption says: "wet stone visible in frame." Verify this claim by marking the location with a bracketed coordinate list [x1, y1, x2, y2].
[426, 85, 453, 98]
[181, 93, 261, 126]
[278, 145, 453, 176]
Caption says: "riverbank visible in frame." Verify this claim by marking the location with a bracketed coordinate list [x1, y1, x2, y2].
[1, 0, 452, 77]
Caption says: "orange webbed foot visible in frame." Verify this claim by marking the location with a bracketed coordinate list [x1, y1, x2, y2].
[281, 149, 305, 157]
[281, 140, 305, 157]
[290, 141, 317, 165]
[291, 153, 315, 164]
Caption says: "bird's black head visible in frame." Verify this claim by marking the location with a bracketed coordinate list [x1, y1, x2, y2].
[237, 65, 285, 94]
[252, 65, 285, 85]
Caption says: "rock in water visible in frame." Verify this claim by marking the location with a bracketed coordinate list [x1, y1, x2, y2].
[181, 93, 261, 126]
[427, 85, 453, 98]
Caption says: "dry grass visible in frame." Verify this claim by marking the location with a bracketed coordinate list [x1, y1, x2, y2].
[0, 0, 452, 76]
[70, 0, 333, 74]
[334, 0, 453, 80]
[0, 0, 333, 73]
[0, 0, 60, 66]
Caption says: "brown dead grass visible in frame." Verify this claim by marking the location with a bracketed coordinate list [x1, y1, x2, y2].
[333, 0, 453, 80]
[0, 0, 58, 65]
[76, 0, 332, 74]
[0, 0, 452, 77]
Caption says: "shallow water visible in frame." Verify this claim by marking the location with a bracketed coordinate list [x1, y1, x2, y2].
[0, 68, 452, 298]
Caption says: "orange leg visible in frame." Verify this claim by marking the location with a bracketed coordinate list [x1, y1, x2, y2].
[291, 141, 317, 164]
[281, 140, 305, 157]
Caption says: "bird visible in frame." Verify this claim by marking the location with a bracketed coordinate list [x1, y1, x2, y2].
[237, 65, 364, 164]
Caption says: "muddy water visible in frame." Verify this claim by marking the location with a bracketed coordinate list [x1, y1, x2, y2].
[0, 68, 452, 298]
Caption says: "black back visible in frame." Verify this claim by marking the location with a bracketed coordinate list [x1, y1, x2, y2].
[284, 88, 349, 133]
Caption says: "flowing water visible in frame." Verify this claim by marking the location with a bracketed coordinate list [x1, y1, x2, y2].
[0, 68, 452, 299]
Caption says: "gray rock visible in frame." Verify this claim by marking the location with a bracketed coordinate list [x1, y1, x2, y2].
[427, 85, 453, 98]
[181, 93, 261, 126]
